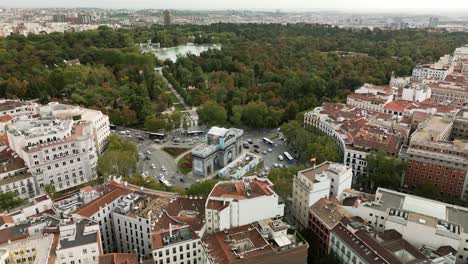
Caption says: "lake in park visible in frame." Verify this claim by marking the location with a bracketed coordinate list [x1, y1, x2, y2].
[152, 43, 221, 62]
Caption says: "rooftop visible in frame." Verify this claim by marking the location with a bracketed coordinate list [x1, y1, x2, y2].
[208, 177, 274, 201]
[0, 99, 33, 112]
[364, 188, 468, 233]
[59, 218, 99, 249]
[332, 219, 430, 264]
[298, 162, 349, 183]
[309, 198, 352, 229]
[98, 253, 139, 264]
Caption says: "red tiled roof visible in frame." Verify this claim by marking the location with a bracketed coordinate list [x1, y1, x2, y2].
[384, 100, 417, 112]
[80, 186, 94, 192]
[98, 253, 138, 264]
[0, 215, 14, 226]
[209, 178, 273, 200]
[74, 188, 130, 218]
[0, 115, 12, 123]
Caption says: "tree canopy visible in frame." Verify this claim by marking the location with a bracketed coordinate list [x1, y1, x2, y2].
[0, 192, 25, 211]
[363, 150, 406, 191]
[97, 134, 138, 178]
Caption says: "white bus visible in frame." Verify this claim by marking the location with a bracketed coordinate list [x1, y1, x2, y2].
[263, 137, 274, 145]
[159, 177, 172, 187]
[283, 152, 294, 164]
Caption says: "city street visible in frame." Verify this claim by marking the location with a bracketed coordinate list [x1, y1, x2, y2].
[113, 125, 294, 189]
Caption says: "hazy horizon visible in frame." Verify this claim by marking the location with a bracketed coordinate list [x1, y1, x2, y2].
[1, 0, 468, 14]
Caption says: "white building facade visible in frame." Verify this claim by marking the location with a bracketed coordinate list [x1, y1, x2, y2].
[291, 162, 352, 228]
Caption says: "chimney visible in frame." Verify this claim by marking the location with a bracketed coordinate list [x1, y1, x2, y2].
[169, 223, 173, 237]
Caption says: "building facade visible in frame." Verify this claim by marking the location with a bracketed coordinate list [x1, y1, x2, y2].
[291, 162, 352, 228]
[192, 127, 243, 177]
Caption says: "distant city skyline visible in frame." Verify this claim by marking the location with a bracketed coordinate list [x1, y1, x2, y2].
[1, 0, 468, 13]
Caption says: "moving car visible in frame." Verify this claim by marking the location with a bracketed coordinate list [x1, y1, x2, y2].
[278, 155, 284, 161]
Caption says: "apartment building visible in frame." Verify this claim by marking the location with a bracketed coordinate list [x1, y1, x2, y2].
[56, 218, 102, 264]
[453, 45, 468, 63]
[330, 218, 456, 264]
[399, 113, 468, 198]
[205, 177, 284, 234]
[412, 64, 452, 81]
[430, 79, 468, 108]
[73, 180, 177, 256]
[308, 198, 352, 256]
[291, 162, 352, 228]
[40, 102, 110, 154]
[0, 99, 38, 119]
[192, 127, 244, 177]
[343, 188, 468, 264]
[346, 93, 388, 112]
[201, 220, 308, 264]
[151, 196, 206, 264]
[0, 147, 38, 200]
[304, 103, 403, 178]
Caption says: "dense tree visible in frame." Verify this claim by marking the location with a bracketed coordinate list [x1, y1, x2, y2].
[97, 134, 138, 177]
[185, 179, 220, 196]
[281, 121, 340, 163]
[363, 150, 406, 191]
[0, 192, 25, 211]
[267, 166, 305, 200]
[197, 101, 227, 126]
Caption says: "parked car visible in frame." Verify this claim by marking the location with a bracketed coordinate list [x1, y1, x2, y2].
[179, 178, 185, 182]
[151, 164, 156, 169]
[146, 150, 151, 155]
[254, 149, 260, 153]
[278, 155, 284, 161]
[262, 151, 267, 155]
[268, 148, 272, 152]
[253, 144, 259, 149]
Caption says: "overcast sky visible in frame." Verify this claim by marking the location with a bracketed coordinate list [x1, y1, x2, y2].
[1, 0, 468, 12]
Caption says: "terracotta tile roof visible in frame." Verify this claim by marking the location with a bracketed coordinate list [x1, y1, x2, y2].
[384, 100, 417, 112]
[0, 115, 12, 123]
[80, 186, 94, 192]
[98, 253, 138, 264]
[206, 200, 229, 210]
[74, 188, 130, 218]
[0, 215, 14, 226]
[202, 224, 272, 264]
[348, 93, 387, 104]
[209, 177, 273, 200]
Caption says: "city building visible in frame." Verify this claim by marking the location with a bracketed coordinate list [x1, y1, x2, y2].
[330, 218, 456, 264]
[401, 82, 432, 102]
[304, 103, 403, 178]
[56, 218, 102, 264]
[73, 180, 177, 256]
[291, 162, 352, 228]
[98, 253, 139, 264]
[0, 115, 12, 134]
[430, 78, 468, 108]
[0, 99, 38, 119]
[346, 93, 388, 112]
[205, 177, 284, 234]
[308, 198, 352, 256]
[412, 64, 452, 81]
[453, 45, 468, 63]
[399, 113, 468, 198]
[201, 220, 308, 264]
[217, 152, 262, 179]
[7, 118, 98, 192]
[39, 102, 110, 154]
[0, 146, 37, 200]
[79, 14, 92, 24]
[343, 187, 468, 263]
[163, 10, 171, 26]
[53, 14, 66, 22]
[192, 127, 244, 177]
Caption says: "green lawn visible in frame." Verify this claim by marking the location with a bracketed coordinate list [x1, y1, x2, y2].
[162, 147, 190, 158]
[177, 153, 193, 174]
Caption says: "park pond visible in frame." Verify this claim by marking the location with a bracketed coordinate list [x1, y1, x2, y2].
[152, 43, 221, 62]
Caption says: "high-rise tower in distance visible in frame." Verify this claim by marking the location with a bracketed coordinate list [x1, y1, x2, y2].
[163, 10, 171, 26]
